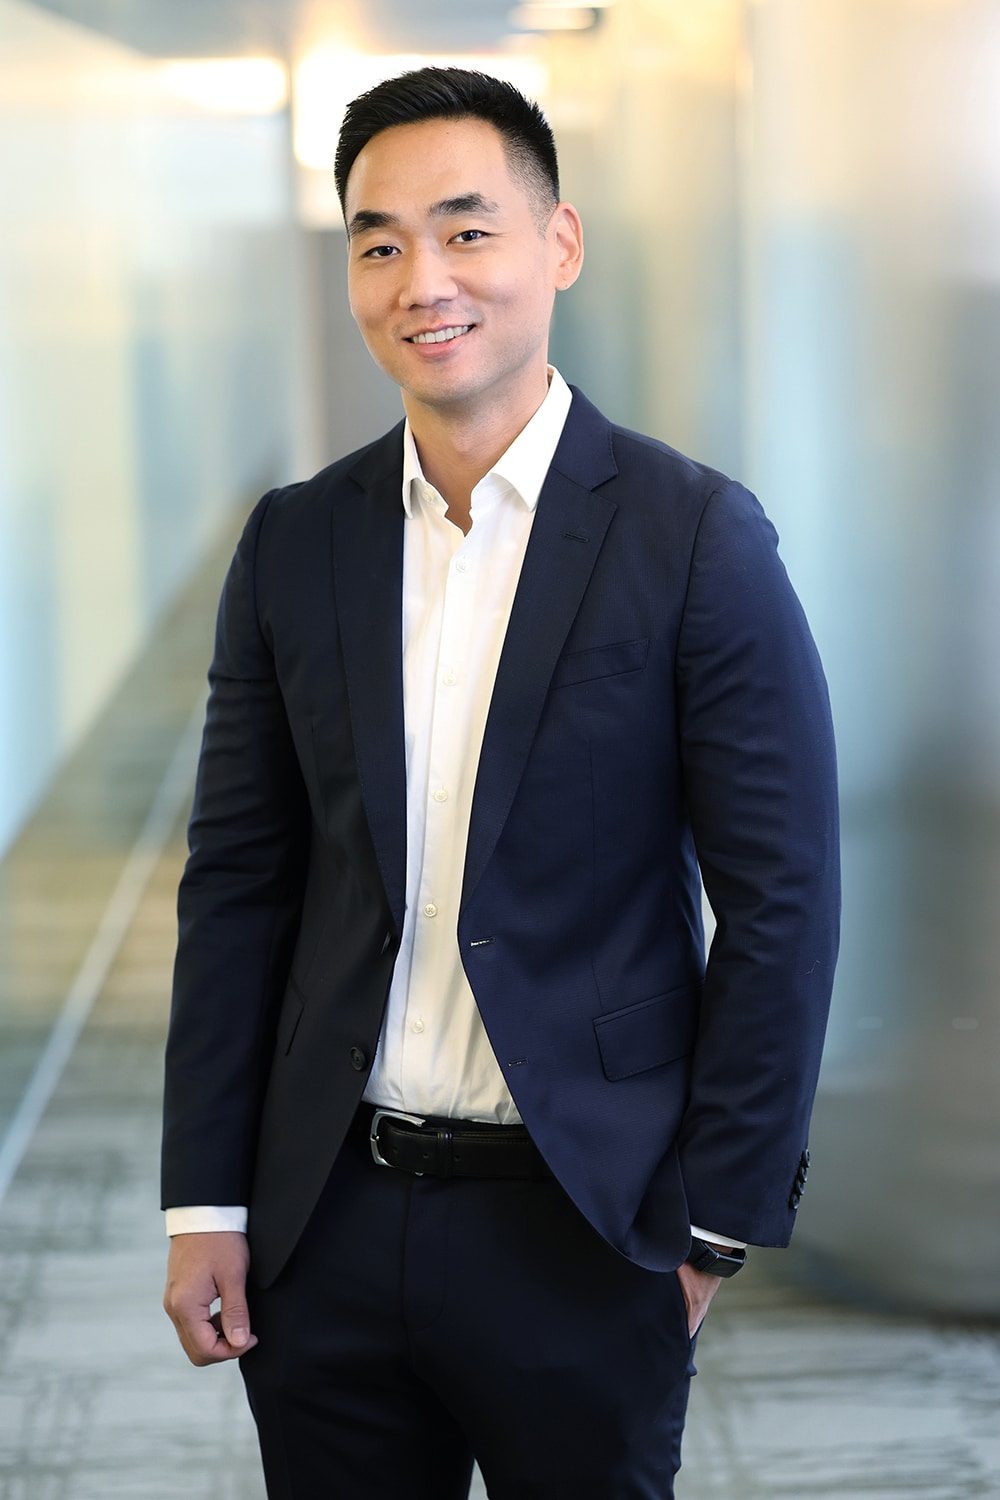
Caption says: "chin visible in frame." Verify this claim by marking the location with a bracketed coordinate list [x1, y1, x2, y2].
[403, 371, 488, 409]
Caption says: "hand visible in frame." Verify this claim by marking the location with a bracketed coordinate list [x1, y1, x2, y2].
[675, 1258, 723, 1339]
[163, 1231, 258, 1366]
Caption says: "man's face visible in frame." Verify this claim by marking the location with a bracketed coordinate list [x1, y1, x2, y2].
[344, 116, 582, 424]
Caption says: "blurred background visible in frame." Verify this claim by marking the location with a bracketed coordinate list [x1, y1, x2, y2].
[0, 1, 998, 1496]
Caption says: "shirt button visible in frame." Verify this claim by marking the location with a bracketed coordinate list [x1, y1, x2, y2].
[411, 1018, 425, 1034]
[455, 557, 469, 573]
[432, 787, 448, 803]
[423, 902, 438, 918]
[442, 669, 457, 686]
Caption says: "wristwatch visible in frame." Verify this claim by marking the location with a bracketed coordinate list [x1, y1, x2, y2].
[685, 1236, 748, 1277]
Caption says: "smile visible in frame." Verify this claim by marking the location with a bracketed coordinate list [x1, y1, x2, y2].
[407, 325, 473, 344]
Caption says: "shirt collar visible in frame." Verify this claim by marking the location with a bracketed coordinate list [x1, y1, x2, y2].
[401, 366, 572, 519]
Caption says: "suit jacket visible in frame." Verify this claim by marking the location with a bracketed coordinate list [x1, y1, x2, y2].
[162, 387, 840, 1289]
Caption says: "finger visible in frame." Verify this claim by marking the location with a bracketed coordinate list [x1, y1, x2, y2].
[217, 1281, 253, 1351]
[177, 1309, 257, 1366]
[165, 1287, 250, 1366]
[212, 1260, 251, 1356]
[210, 1310, 259, 1356]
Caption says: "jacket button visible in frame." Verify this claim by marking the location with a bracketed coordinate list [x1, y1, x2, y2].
[380, 931, 393, 956]
[350, 1047, 368, 1071]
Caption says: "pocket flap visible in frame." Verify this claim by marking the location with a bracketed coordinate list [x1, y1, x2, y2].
[594, 988, 697, 1081]
[551, 637, 649, 689]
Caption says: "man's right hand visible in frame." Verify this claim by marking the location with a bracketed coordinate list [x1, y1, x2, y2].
[163, 1231, 258, 1366]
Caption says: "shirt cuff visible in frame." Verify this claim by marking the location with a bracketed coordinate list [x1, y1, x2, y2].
[689, 1223, 748, 1251]
[164, 1205, 248, 1237]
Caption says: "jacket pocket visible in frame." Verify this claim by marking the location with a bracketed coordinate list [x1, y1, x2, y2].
[594, 987, 697, 1081]
[550, 637, 649, 689]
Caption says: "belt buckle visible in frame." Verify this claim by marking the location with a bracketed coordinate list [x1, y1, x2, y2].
[370, 1107, 426, 1170]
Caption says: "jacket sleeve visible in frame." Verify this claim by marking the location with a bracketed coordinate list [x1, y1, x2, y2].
[161, 491, 310, 1210]
[674, 480, 840, 1246]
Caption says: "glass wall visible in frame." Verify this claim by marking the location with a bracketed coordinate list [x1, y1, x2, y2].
[542, 0, 1000, 1311]
[0, 0, 296, 852]
[2, 0, 998, 1311]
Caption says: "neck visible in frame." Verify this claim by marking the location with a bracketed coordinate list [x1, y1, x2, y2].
[404, 370, 550, 533]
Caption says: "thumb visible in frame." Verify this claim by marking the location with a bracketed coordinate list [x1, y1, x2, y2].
[218, 1276, 252, 1350]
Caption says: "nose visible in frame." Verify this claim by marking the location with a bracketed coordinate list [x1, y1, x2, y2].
[398, 242, 458, 309]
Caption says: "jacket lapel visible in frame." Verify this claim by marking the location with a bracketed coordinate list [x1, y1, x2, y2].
[329, 425, 408, 933]
[462, 390, 619, 907]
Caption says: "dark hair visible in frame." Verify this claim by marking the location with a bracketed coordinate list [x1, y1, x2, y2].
[334, 67, 560, 224]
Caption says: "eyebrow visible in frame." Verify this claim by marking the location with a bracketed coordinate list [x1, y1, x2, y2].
[347, 193, 501, 240]
[430, 193, 500, 218]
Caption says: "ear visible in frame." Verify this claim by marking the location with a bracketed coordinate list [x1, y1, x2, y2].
[550, 202, 584, 291]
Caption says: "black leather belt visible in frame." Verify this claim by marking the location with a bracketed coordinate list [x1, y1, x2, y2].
[357, 1104, 551, 1181]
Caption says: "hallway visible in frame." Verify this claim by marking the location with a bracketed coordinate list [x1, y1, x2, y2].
[0, 523, 998, 1500]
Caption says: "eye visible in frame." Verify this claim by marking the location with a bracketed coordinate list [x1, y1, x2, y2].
[452, 229, 488, 244]
[362, 244, 399, 259]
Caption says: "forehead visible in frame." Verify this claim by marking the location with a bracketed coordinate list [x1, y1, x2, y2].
[344, 116, 521, 216]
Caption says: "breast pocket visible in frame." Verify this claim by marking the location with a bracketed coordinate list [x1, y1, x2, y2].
[550, 637, 649, 690]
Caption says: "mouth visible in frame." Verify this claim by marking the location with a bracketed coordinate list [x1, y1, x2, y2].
[405, 324, 474, 345]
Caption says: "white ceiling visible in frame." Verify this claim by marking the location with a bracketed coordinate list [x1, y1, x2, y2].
[27, 0, 523, 57]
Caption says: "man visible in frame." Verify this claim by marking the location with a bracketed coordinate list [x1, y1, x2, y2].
[162, 68, 839, 1499]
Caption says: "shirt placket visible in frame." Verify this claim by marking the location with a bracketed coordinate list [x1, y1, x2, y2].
[401, 510, 477, 1089]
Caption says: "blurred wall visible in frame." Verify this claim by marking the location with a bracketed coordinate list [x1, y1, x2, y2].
[547, 0, 745, 476]
[0, 0, 296, 853]
[543, 0, 1000, 1313]
[741, 0, 1000, 1314]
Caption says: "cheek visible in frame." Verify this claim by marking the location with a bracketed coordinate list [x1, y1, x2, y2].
[350, 291, 372, 326]
[347, 277, 388, 335]
[493, 279, 553, 335]
[509, 257, 551, 305]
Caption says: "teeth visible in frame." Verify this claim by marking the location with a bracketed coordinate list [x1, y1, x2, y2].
[410, 325, 471, 344]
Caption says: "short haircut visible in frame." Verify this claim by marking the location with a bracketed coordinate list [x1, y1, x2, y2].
[334, 67, 560, 228]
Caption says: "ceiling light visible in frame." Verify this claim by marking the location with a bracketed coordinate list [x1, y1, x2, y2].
[158, 58, 288, 115]
[508, 5, 599, 29]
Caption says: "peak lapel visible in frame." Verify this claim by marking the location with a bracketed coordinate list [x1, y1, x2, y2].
[462, 391, 619, 907]
[329, 426, 407, 932]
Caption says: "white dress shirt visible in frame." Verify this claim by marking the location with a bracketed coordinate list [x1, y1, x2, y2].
[361, 367, 574, 1123]
[165, 367, 742, 1249]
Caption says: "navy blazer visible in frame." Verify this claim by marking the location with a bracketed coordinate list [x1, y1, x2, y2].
[162, 388, 840, 1288]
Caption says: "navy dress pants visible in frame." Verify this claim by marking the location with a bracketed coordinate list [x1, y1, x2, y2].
[240, 1117, 696, 1499]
